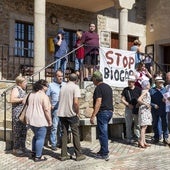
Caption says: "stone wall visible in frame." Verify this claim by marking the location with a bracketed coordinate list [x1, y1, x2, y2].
[0, 0, 96, 45]
[79, 83, 125, 118]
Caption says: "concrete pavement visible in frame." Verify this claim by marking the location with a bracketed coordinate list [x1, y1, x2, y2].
[0, 134, 170, 170]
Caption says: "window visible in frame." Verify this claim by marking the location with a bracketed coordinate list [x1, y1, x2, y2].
[111, 33, 119, 49]
[128, 36, 138, 50]
[15, 21, 34, 57]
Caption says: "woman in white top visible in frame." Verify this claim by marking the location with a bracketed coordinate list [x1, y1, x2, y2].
[135, 62, 152, 88]
[138, 80, 152, 148]
[25, 79, 52, 162]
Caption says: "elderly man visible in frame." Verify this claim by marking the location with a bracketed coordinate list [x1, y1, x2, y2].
[150, 76, 169, 144]
[57, 73, 86, 161]
[121, 75, 142, 144]
[90, 71, 113, 161]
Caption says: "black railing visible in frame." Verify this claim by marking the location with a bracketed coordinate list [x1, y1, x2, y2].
[0, 45, 34, 80]
[1, 45, 169, 142]
[0, 44, 84, 141]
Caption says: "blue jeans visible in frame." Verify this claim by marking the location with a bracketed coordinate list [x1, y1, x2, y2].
[54, 57, 67, 74]
[50, 109, 60, 147]
[97, 110, 113, 156]
[75, 58, 84, 71]
[152, 109, 169, 140]
[31, 126, 47, 157]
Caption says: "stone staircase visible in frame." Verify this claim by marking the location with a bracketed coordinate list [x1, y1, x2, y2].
[0, 80, 126, 150]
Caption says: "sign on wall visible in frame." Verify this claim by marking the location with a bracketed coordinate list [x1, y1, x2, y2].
[100, 31, 111, 48]
[100, 47, 136, 87]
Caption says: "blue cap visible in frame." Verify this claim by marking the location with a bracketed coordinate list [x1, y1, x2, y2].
[57, 30, 65, 35]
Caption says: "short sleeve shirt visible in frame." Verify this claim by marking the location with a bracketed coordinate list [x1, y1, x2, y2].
[57, 82, 81, 117]
[121, 86, 142, 105]
[93, 83, 113, 111]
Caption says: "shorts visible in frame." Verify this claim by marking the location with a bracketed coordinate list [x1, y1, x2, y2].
[84, 54, 98, 66]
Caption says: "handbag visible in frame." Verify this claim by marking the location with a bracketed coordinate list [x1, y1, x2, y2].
[18, 93, 31, 124]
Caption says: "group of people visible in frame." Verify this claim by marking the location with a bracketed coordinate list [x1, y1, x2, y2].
[53, 23, 99, 81]
[10, 34, 170, 163]
[10, 69, 113, 162]
[10, 71, 87, 162]
[121, 67, 170, 148]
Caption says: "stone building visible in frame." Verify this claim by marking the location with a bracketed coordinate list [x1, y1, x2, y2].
[0, 0, 170, 118]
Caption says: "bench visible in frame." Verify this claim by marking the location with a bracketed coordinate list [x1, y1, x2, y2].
[79, 117, 125, 143]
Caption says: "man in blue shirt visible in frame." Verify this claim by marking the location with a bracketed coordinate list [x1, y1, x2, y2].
[54, 30, 68, 75]
[150, 76, 169, 144]
[46, 70, 66, 150]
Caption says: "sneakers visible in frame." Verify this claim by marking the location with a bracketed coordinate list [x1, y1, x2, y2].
[34, 156, 47, 162]
[51, 146, 57, 151]
[95, 154, 110, 161]
[76, 154, 86, 161]
[61, 155, 72, 161]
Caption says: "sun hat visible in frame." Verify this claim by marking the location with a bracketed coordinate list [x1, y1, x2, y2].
[127, 75, 136, 82]
[155, 76, 165, 83]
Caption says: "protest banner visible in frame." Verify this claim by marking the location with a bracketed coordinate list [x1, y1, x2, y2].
[100, 47, 136, 87]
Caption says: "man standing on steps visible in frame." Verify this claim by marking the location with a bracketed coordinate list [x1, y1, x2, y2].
[46, 70, 65, 151]
[90, 71, 113, 161]
[81, 23, 99, 81]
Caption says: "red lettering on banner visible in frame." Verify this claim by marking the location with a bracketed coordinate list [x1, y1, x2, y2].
[115, 53, 121, 66]
[129, 57, 135, 69]
[123, 56, 128, 68]
[106, 51, 114, 64]
[105, 50, 135, 68]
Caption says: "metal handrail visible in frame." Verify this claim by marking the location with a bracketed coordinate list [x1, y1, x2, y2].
[1, 44, 84, 141]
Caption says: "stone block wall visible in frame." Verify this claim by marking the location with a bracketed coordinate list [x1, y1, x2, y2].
[79, 83, 125, 118]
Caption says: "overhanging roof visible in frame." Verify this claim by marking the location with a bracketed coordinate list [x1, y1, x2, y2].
[47, 0, 114, 12]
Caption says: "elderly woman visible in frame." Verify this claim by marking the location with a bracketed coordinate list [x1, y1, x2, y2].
[25, 79, 52, 162]
[10, 76, 27, 155]
[138, 80, 152, 148]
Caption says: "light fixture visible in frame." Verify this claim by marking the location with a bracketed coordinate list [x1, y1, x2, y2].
[50, 14, 58, 25]
[149, 24, 154, 32]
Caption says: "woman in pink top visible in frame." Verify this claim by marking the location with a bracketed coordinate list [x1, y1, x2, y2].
[25, 79, 52, 162]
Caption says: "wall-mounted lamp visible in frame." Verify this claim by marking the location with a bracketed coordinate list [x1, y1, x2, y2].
[150, 24, 154, 32]
[50, 14, 58, 25]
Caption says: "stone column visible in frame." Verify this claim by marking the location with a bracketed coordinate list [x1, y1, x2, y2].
[119, 8, 128, 50]
[34, 0, 46, 79]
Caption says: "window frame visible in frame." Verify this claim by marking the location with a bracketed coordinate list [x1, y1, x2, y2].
[14, 20, 34, 58]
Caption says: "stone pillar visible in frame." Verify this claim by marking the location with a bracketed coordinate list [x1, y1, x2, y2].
[119, 8, 128, 50]
[34, 0, 46, 79]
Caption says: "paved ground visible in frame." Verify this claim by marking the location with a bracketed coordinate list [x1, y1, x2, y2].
[0, 134, 170, 170]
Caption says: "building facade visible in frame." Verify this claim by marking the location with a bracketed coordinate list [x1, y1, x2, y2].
[0, 0, 169, 80]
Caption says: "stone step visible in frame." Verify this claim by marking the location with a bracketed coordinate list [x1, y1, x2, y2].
[0, 127, 12, 141]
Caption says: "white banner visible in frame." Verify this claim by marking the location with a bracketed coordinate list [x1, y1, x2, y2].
[99, 47, 136, 87]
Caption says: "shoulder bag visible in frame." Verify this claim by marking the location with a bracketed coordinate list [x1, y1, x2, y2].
[18, 93, 31, 124]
